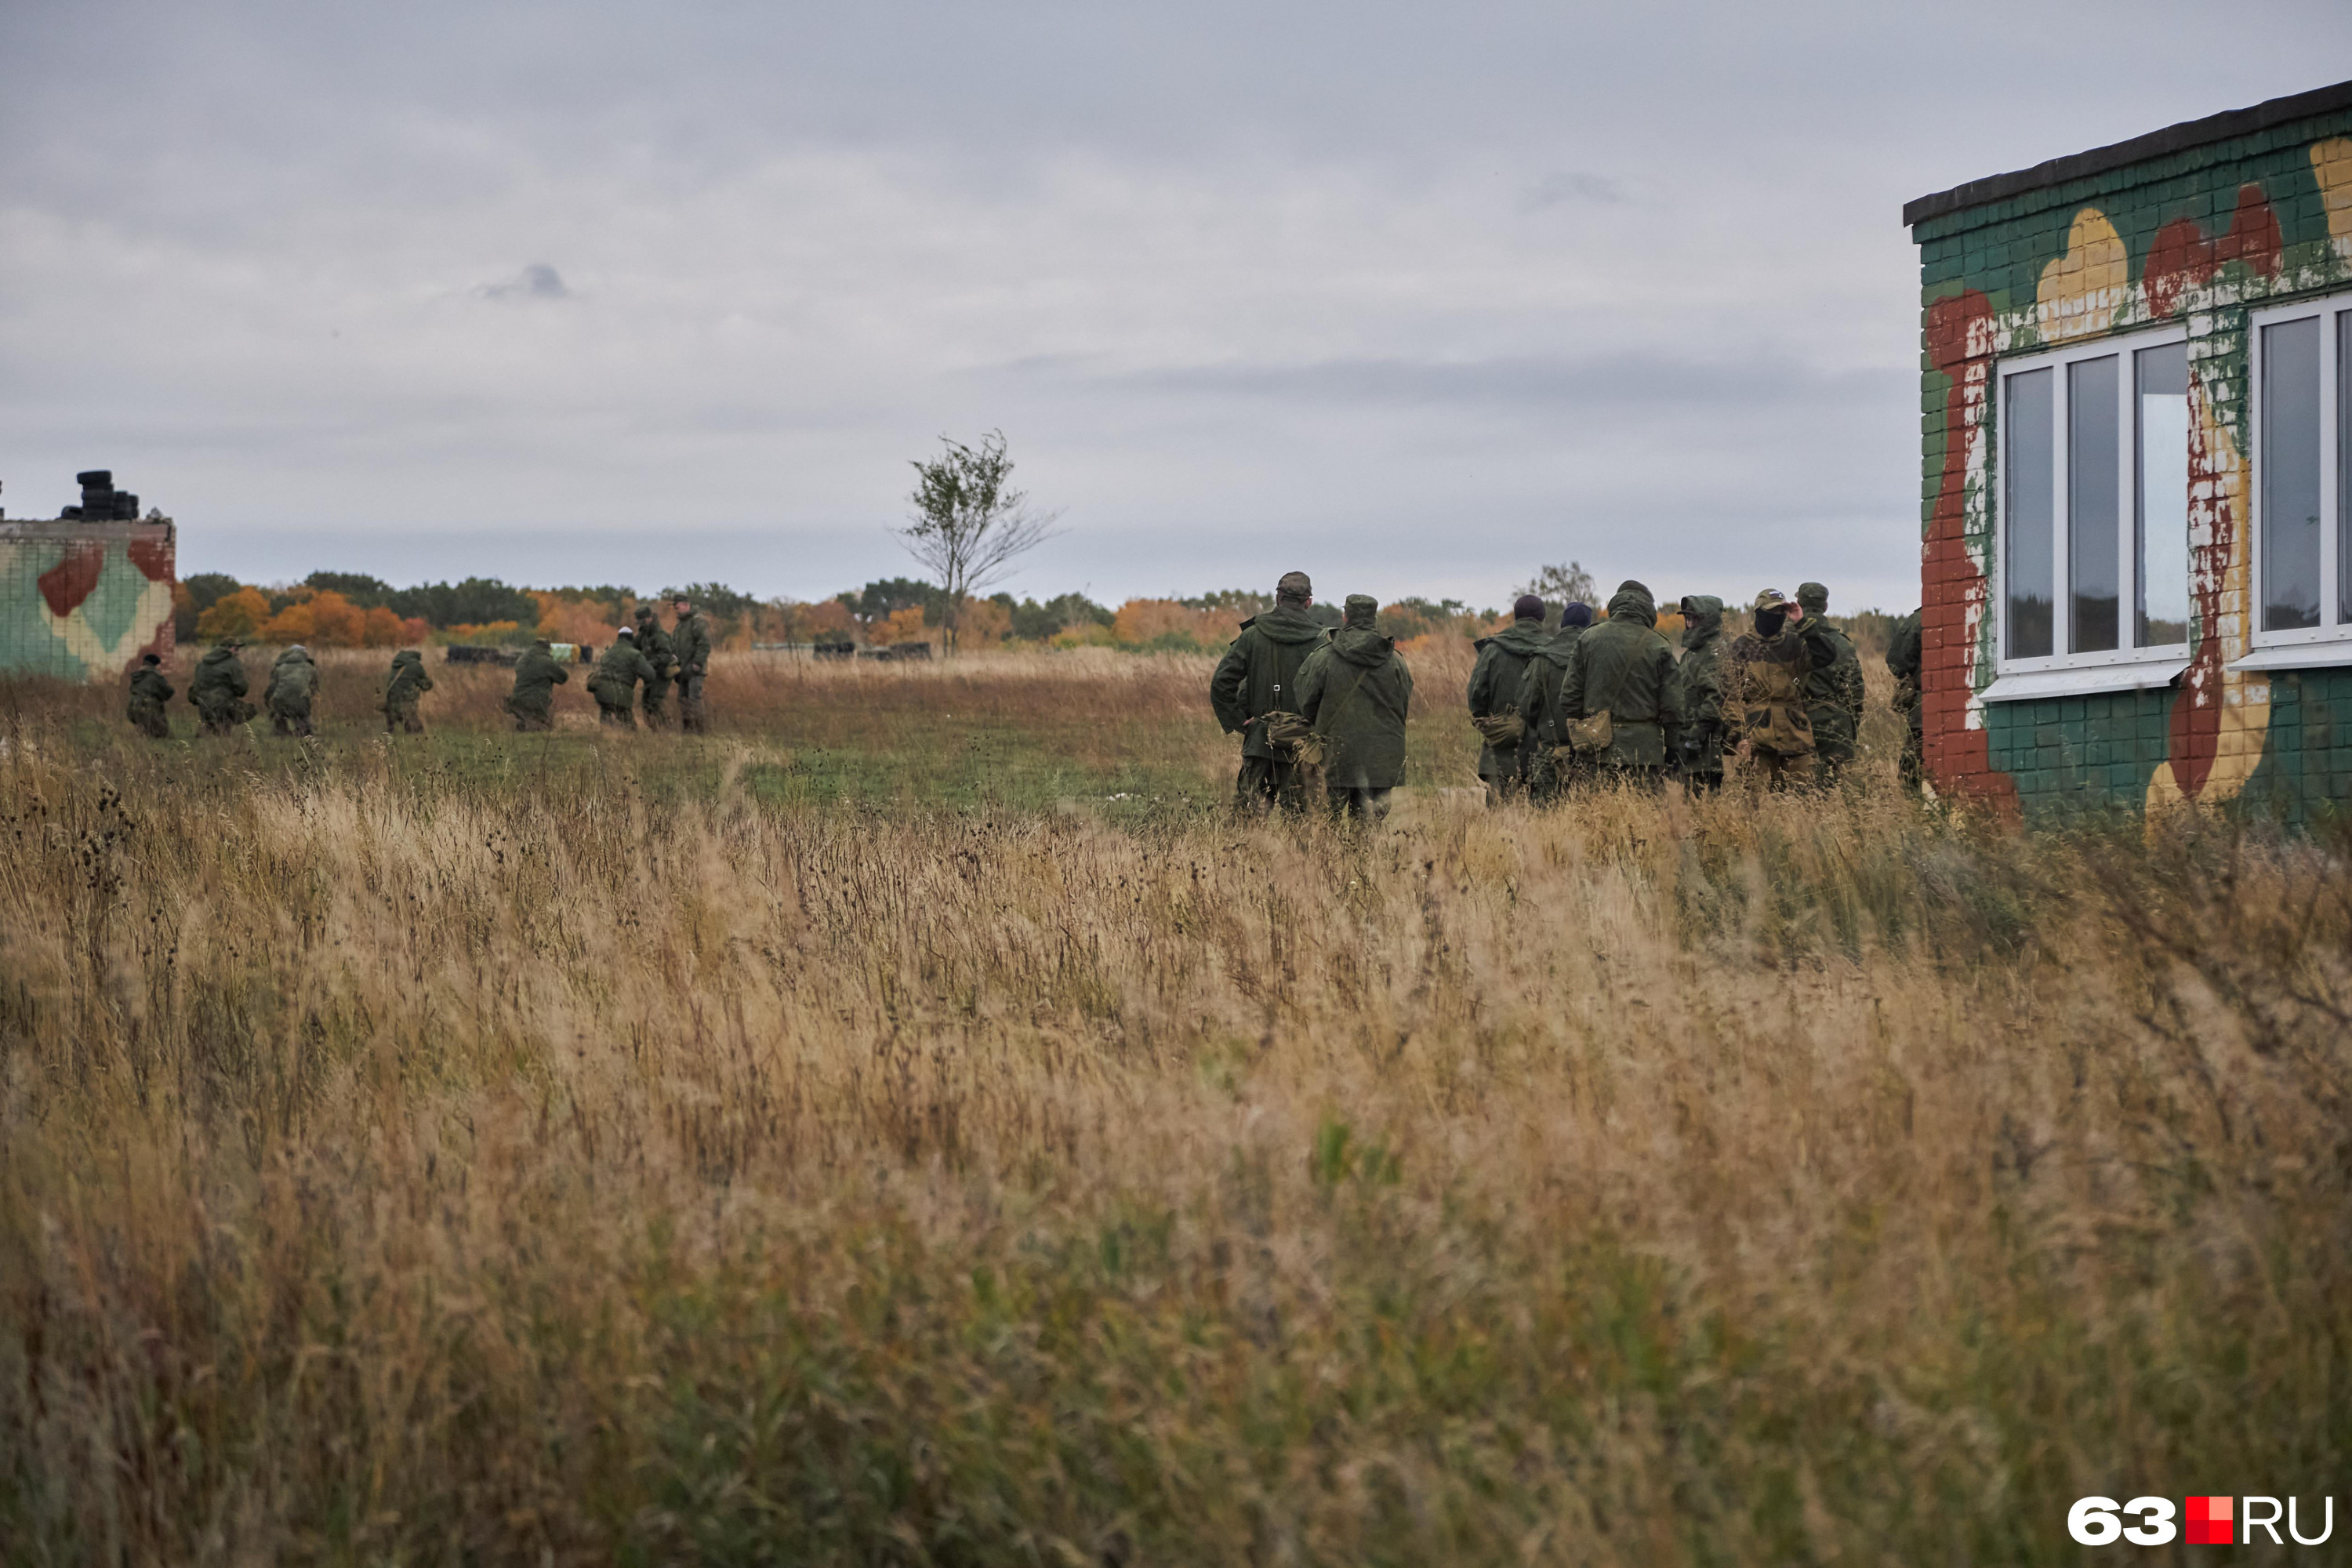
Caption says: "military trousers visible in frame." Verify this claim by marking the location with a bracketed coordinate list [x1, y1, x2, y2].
[641, 673, 673, 727]
[270, 709, 315, 738]
[1900, 720, 1925, 793]
[1747, 748, 1815, 789]
[384, 706, 424, 735]
[197, 700, 255, 735]
[1327, 786, 1394, 822]
[676, 673, 707, 734]
[596, 700, 637, 728]
[1234, 755, 1306, 813]
[129, 705, 169, 739]
[508, 702, 554, 733]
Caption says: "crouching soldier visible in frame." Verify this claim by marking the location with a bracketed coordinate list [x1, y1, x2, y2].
[506, 637, 568, 731]
[589, 625, 656, 726]
[382, 648, 433, 734]
[266, 644, 319, 737]
[1666, 596, 1728, 792]
[126, 652, 173, 739]
[1296, 593, 1413, 823]
[191, 638, 256, 735]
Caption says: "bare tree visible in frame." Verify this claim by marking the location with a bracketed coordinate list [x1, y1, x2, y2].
[1518, 561, 1598, 615]
[899, 431, 1064, 653]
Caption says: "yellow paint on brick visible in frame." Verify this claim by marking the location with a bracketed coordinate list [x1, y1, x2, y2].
[2314, 138, 2352, 256]
[2035, 209, 2129, 344]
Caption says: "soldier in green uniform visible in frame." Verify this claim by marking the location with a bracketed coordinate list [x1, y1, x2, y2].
[125, 652, 173, 739]
[1559, 581, 1680, 788]
[1721, 589, 1842, 789]
[1665, 595, 1728, 792]
[668, 596, 712, 734]
[1886, 608, 1925, 793]
[1467, 594, 1549, 803]
[265, 644, 319, 737]
[633, 604, 677, 728]
[588, 626, 658, 727]
[506, 637, 569, 731]
[1515, 601, 1591, 800]
[381, 648, 434, 734]
[1207, 570, 1330, 814]
[190, 638, 256, 736]
[1794, 583, 1864, 782]
[1294, 593, 1413, 822]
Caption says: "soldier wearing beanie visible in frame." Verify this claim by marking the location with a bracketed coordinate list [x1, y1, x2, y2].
[1467, 593, 1548, 803]
[1209, 570, 1332, 814]
[1294, 593, 1413, 822]
[1517, 600, 1592, 800]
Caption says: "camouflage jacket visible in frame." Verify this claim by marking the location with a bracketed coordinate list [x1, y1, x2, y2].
[1886, 612, 1923, 731]
[1208, 604, 1330, 760]
[128, 667, 174, 712]
[590, 640, 657, 704]
[1666, 597, 1728, 771]
[1561, 586, 1680, 767]
[1466, 619, 1548, 780]
[633, 619, 677, 677]
[509, 648, 570, 712]
[1803, 622, 1866, 748]
[266, 650, 318, 716]
[383, 652, 434, 711]
[670, 612, 713, 677]
[1722, 618, 1840, 756]
[1297, 627, 1413, 789]
[189, 647, 250, 713]
[1515, 624, 1585, 748]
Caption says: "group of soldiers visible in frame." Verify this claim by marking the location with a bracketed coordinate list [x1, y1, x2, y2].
[125, 595, 715, 739]
[1211, 570, 1928, 816]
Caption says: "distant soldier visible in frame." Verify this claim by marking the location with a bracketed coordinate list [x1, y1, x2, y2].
[381, 648, 434, 734]
[1467, 594, 1548, 803]
[633, 604, 677, 728]
[125, 652, 173, 740]
[506, 637, 569, 731]
[1515, 601, 1592, 800]
[1294, 593, 1413, 822]
[189, 638, 256, 736]
[669, 595, 712, 734]
[588, 626, 658, 727]
[1207, 569, 1331, 813]
[1887, 608, 1925, 793]
[1794, 583, 1865, 781]
[265, 644, 319, 737]
[1722, 589, 1842, 789]
[1559, 581, 1679, 788]
[1665, 595, 1729, 793]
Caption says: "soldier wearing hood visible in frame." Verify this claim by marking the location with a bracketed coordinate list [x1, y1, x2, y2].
[589, 626, 658, 727]
[1795, 583, 1865, 780]
[1559, 580, 1680, 784]
[1886, 608, 1924, 793]
[506, 637, 570, 731]
[1665, 596, 1728, 792]
[190, 639, 256, 736]
[382, 649, 434, 734]
[1295, 594, 1413, 822]
[633, 604, 677, 727]
[1209, 570, 1332, 812]
[126, 652, 174, 740]
[1515, 601, 1592, 800]
[265, 644, 319, 737]
[1722, 589, 1842, 787]
[1467, 594, 1548, 802]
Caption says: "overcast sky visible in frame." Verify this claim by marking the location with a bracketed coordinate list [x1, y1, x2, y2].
[5, 2, 2348, 612]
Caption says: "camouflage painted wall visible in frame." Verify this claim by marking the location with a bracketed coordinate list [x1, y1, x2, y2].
[0, 519, 177, 680]
[1914, 107, 2352, 823]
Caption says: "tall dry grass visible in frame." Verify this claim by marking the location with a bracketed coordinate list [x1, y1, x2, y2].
[1, 659, 2348, 1564]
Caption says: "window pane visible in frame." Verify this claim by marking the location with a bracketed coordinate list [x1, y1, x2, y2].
[2262, 316, 2322, 631]
[2068, 355, 2120, 652]
[2136, 343, 2190, 647]
[2340, 311, 2351, 626]
[2005, 368, 2054, 659]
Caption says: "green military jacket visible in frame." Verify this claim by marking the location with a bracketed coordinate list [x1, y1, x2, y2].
[509, 647, 570, 715]
[383, 651, 434, 711]
[1561, 586, 1680, 767]
[670, 612, 712, 677]
[1296, 626, 1414, 789]
[1887, 612, 1923, 735]
[1666, 597, 1727, 774]
[189, 646, 250, 716]
[128, 666, 173, 710]
[1803, 622, 1866, 755]
[590, 639, 657, 705]
[1208, 604, 1330, 760]
[634, 617, 677, 677]
[1515, 624, 1585, 747]
[1467, 618, 1548, 781]
[266, 649, 318, 717]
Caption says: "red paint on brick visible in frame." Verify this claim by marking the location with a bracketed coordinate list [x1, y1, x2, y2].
[127, 535, 173, 583]
[1922, 289, 2017, 808]
[37, 541, 107, 618]
[2145, 185, 2282, 319]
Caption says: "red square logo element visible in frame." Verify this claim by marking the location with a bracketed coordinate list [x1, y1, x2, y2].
[2186, 1496, 2233, 1545]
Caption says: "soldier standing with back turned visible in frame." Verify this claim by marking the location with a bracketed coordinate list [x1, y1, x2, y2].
[633, 604, 677, 728]
[1886, 608, 1925, 793]
[1559, 581, 1679, 789]
[1467, 594, 1549, 804]
[668, 595, 712, 734]
[1294, 594, 1413, 823]
[1794, 582, 1864, 782]
[1665, 596, 1728, 792]
[1208, 570, 1330, 814]
[1515, 601, 1592, 801]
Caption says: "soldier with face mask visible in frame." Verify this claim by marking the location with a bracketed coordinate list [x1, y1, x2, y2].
[1467, 594, 1548, 803]
[1208, 570, 1331, 813]
[1294, 594, 1413, 823]
[1665, 596, 1727, 792]
[1722, 589, 1842, 788]
[1794, 582, 1864, 782]
[1515, 601, 1592, 800]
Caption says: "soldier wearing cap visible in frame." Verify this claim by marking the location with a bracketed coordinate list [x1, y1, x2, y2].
[1208, 570, 1332, 813]
[190, 637, 257, 736]
[1794, 582, 1864, 782]
[1467, 593, 1548, 803]
[1294, 593, 1412, 822]
[1721, 589, 1842, 788]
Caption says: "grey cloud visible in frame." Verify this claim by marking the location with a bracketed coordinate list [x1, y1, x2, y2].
[1520, 171, 1629, 210]
[479, 263, 570, 301]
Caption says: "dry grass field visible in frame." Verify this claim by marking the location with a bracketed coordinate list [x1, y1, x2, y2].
[2, 646, 2348, 1564]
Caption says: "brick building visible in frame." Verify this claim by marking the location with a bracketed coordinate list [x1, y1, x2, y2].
[1907, 81, 2352, 820]
[0, 474, 177, 680]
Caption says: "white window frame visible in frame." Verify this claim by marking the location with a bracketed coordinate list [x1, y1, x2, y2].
[1986, 323, 2194, 702]
[2234, 289, 2352, 673]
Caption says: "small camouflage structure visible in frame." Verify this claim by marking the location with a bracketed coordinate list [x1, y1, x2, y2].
[0, 481, 175, 681]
